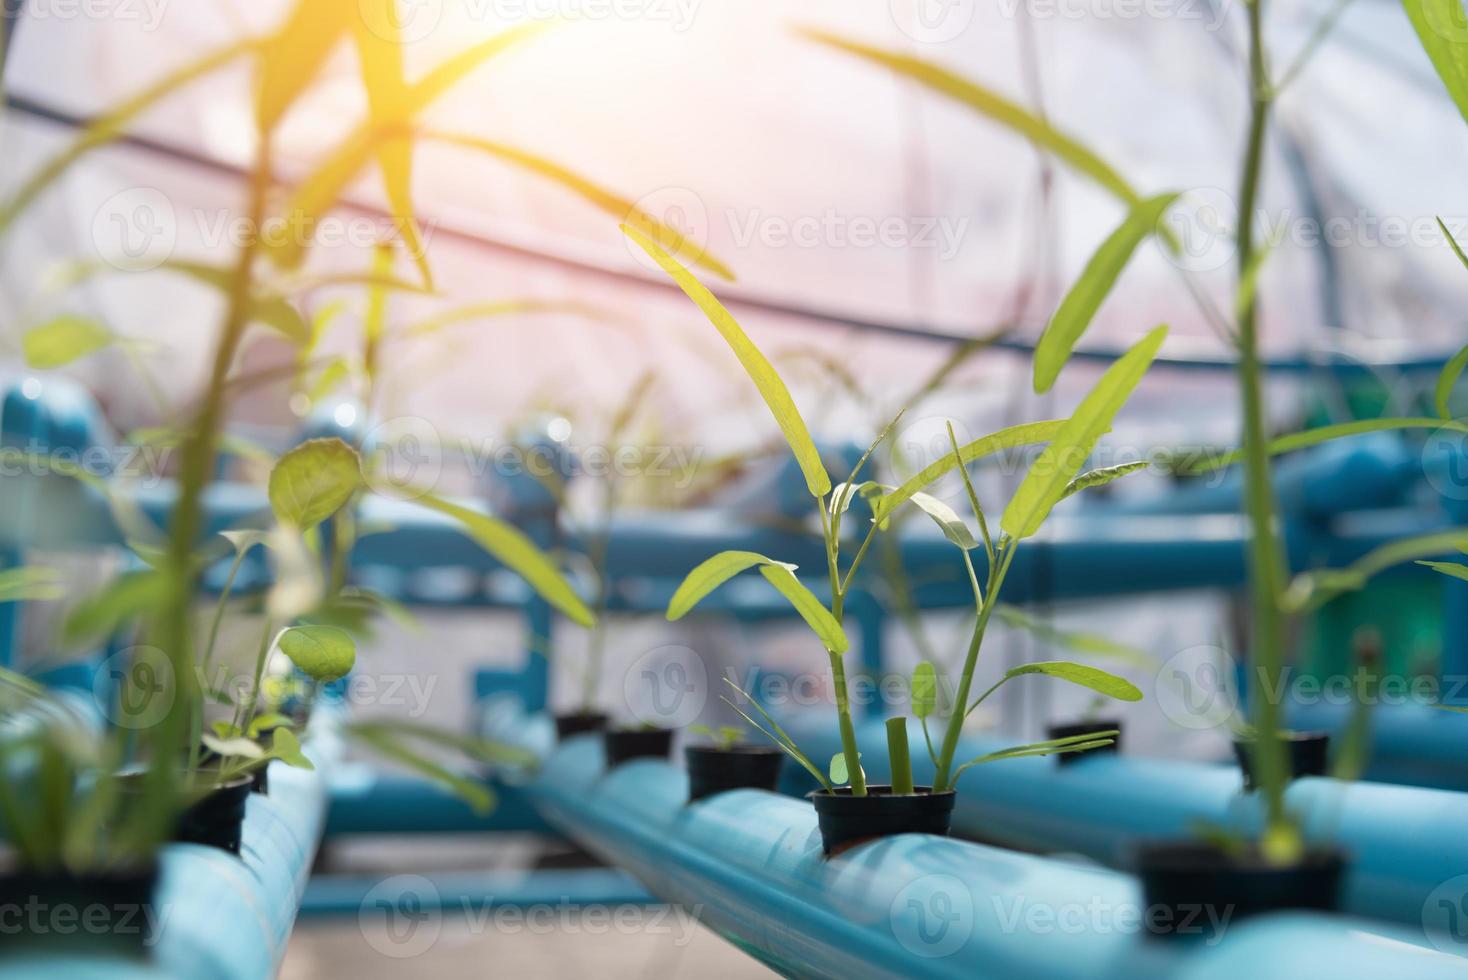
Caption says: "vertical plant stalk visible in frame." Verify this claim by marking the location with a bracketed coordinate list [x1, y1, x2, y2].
[886, 716, 914, 794]
[1236, 0, 1295, 857]
[825, 499, 866, 795]
[933, 547, 1014, 792]
[148, 138, 274, 822]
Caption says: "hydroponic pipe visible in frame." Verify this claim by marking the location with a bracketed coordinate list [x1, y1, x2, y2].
[522, 736, 1462, 979]
[0, 723, 337, 980]
[786, 719, 1468, 937]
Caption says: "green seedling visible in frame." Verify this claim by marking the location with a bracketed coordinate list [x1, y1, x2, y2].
[630, 226, 1154, 797]
[690, 725, 746, 751]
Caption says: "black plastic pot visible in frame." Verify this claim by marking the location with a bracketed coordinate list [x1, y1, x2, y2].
[1232, 731, 1329, 791]
[0, 864, 159, 953]
[1135, 841, 1345, 933]
[604, 727, 673, 768]
[808, 786, 956, 854]
[555, 711, 610, 739]
[1046, 719, 1122, 765]
[175, 778, 253, 854]
[685, 745, 784, 801]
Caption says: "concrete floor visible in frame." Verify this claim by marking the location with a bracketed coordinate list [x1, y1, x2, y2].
[280, 916, 777, 979]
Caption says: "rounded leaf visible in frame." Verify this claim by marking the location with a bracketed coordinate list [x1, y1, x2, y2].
[269, 437, 363, 529]
[276, 625, 356, 682]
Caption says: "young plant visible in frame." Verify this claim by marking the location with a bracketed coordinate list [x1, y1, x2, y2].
[628, 225, 1154, 797]
[690, 724, 745, 751]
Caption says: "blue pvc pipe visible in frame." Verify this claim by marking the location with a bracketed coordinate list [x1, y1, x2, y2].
[523, 736, 1463, 978]
[324, 764, 551, 835]
[0, 725, 336, 979]
[785, 718, 1468, 938]
[299, 868, 653, 917]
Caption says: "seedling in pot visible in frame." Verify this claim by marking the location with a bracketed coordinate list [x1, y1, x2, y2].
[684, 724, 784, 802]
[626, 225, 1153, 850]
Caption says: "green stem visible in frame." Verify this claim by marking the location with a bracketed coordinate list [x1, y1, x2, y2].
[933, 545, 1015, 791]
[887, 717, 914, 794]
[821, 497, 864, 795]
[1237, 0, 1295, 857]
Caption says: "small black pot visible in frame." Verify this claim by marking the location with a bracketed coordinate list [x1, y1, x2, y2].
[1135, 841, 1345, 933]
[555, 712, 610, 739]
[808, 786, 956, 854]
[0, 864, 159, 953]
[175, 778, 254, 854]
[1232, 731, 1329, 791]
[685, 745, 784, 801]
[604, 727, 673, 768]
[1046, 719, 1122, 765]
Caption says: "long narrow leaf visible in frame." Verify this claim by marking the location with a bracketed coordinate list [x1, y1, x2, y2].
[952, 733, 1116, 782]
[624, 224, 830, 497]
[667, 550, 792, 620]
[1420, 560, 1468, 582]
[758, 564, 848, 654]
[874, 420, 1067, 523]
[1034, 194, 1178, 393]
[1058, 460, 1150, 502]
[1002, 326, 1167, 539]
[269, 23, 551, 271]
[799, 29, 1144, 207]
[1437, 341, 1468, 420]
[405, 492, 594, 628]
[1191, 418, 1468, 471]
[1282, 529, 1468, 612]
[1404, 0, 1468, 127]
[256, 0, 356, 133]
[996, 662, 1143, 702]
[721, 679, 831, 790]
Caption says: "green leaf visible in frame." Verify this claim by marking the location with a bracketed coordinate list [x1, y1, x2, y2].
[951, 731, 1118, 781]
[829, 751, 849, 785]
[1437, 340, 1468, 420]
[255, 0, 356, 133]
[247, 712, 293, 738]
[1190, 418, 1468, 471]
[1058, 460, 1150, 502]
[799, 29, 1144, 207]
[758, 564, 848, 654]
[666, 550, 793, 620]
[405, 492, 595, 628]
[399, 300, 617, 341]
[0, 566, 65, 603]
[912, 662, 937, 719]
[269, 437, 363, 529]
[720, 680, 830, 791]
[268, 727, 315, 770]
[276, 625, 356, 682]
[996, 661, 1143, 703]
[62, 571, 167, 645]
[432, 132, 733, 282]
[1034, 195, 1178, 393]
[623, 224, 830, 498]
[1282, 530, 1468, 612]
[23, 316, 115, 369]
[1404, 0, 1468, 127]
[1002, 326, 1167, 539]
[202, 734, 265, 760]
[220, 529, 271, 556]
[908, 492, 979, 550]
[0, 39, 257, 232]
[1421, 560, 1468, 582]
[269, 23, 551, 271]
[994, 605, 1156, 668]
[874, 420, 1068, 523]
[352, 3, 431, 288]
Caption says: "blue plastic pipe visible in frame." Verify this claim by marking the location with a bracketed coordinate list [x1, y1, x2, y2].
[521, 736, 1464, 979]
[783, 718, 1468, 938]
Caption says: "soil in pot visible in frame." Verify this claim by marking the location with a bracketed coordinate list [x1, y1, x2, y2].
[0, 864, 159, 954]
[555, 711, 610, 739]
[808, 785, 956, 855]
[1046, 719, 1122, 765]
[685, 745, 784, 801]
[1134, 841, 1345, 935]
[1232, 731, 1329, 791]
[603, 727, 673, 768]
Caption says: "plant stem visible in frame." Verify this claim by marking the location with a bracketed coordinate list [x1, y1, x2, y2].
[887, 716, 914, 794]
[821, 496, 865, 795]
[933, 545, 1015, 791]
[152, 137, 272, 811]
[1236, 0, 1296, 858]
